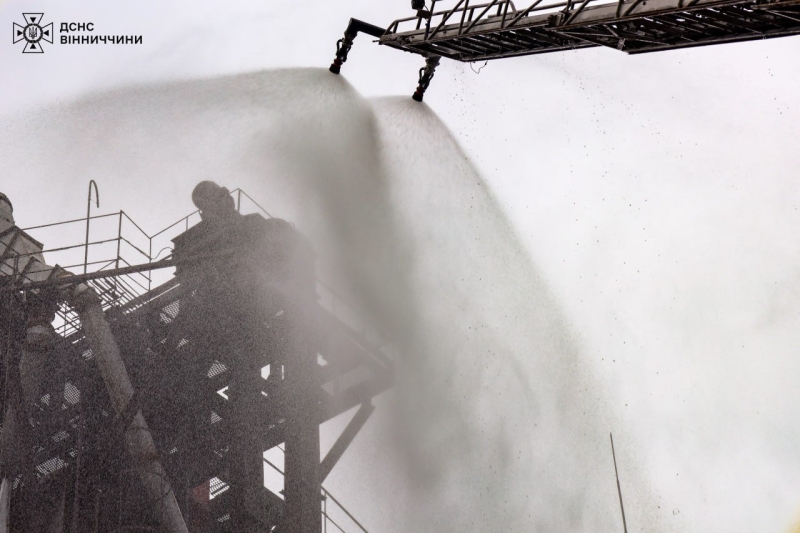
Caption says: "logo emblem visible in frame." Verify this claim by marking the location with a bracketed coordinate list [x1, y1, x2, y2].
[13, 13, 53, 53]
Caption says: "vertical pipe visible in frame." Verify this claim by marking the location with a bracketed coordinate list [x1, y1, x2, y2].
[93, 491, 100, 533]
[0, 406, 16, 533]
[282, 306, 321, 533]
[0, 477, 9, 533]
[73, 289, 189, 533]
[70, 400, 84, 533]
[0, 256, 15, 533]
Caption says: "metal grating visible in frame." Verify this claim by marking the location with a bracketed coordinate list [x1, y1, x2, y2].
[379, 0, 800, 60]
[35, 457, 67, 476]
[64, 382, 81, 405]
[208, 361, 229, 378]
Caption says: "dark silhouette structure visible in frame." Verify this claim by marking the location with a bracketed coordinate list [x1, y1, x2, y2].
[0, 183, 391, 532]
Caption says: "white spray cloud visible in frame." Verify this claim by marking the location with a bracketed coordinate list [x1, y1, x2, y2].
[4, 64, 798, 532]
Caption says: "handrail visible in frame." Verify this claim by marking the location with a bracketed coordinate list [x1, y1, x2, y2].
[149, 210, 201, 240]
[10, 237, 123, 259]
[506, 0, 547, 27]
[465, 0, 501, 34]
[120, 210, 150, 240]
[118, 236, 151, 260]
[430, 0, 468, 39]
[22, 211, 121, 232]
[17, 257, 116, 276]
[322, 510, 347, 533]
[233, 188, 273, 218]
[384, 0, 616, 37]
[16, 187, 392, 371]
[386, 0, 512, 35]
[321, 488, 370, 533]
[262, 453, 370, 533]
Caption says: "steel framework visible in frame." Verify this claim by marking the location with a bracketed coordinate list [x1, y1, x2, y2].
[329, 0, 799, 98]
[1, 189, 390, 532]
[382, 0, 800, 59]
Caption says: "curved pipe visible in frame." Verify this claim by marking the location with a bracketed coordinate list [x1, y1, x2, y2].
[329, 18, 386, 74]
[84, 180, 99, 274]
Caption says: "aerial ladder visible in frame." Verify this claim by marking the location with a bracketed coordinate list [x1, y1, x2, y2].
[330, 0, 800, 100]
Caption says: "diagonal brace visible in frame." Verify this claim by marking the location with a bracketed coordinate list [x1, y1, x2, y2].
[319, 402, 375, 483]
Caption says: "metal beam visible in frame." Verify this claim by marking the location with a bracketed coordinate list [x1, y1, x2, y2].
[73, 289, 189, 533]
[447, 37, 496, 53]
[379, 0, 800, 59]
[565, 0, 595, 24]
[464, 0, 502, 34]
[472, 31, 529, 49]
[625, 21, 800, 51]
[767, 8, 800, 22]
[623, 0, 647, 17]
[641, 16, 700, 39]
[678, 9, 736, 31]
[521, 27, 570, 45]
[461, 34, 507, 52]
[319, 402, 375, 483]
[430, 0, 468, 38]
[507, 0, 548, 27]
[636, 18, 695, 41]
[508, 28, 556, 46]
[701, 7, 765, 30]
[0, 249, 237, 294]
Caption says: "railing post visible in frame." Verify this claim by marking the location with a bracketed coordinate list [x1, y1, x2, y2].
[148, 235, 153, 292]
[459, 0, 470, 34]
[115, 211, 122, 305]
[323, 494, 327, 533]
[116, 212, 122, 271]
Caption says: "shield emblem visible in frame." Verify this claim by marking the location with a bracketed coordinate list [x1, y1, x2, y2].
[26, 25, 40, 41]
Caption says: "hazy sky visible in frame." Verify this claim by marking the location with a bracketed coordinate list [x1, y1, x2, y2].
[2, 1, 800, 531]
